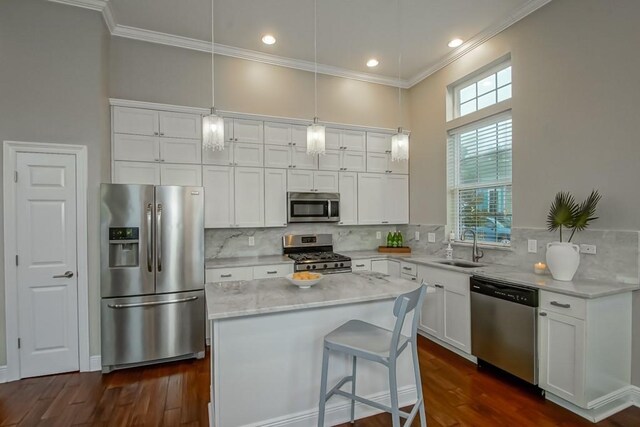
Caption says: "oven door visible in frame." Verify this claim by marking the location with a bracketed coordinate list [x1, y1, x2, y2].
[288, 192, 340, 223]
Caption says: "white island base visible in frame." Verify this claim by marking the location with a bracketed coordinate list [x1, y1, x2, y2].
[206, 272, 420, 427]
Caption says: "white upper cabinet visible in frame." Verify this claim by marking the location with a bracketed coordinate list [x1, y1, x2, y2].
[264, 122, 292, 146]
[114, 107, 159, 136]
[338, 172, 358, 225]
[113, 161, 161, 185]
[160, 164, 202, 186]
[113, 134, 160, 162]
[158, 111, 202, 139]
[319, 150, 366, 172]
[389, 158, 409, 174]
[366, 132, 392, 153]
[203, 166, 234, 228]
[314, 171, 339, 193]
[264, 168, 288, 227]
[160, 138, 202, 164]
[326, 128, 366, 151]
[287, 170, 314, 192]
[234, 167, 264, 227]
[291, 125, 307, 146]
[292, 147, 318, 169]
[264, 145, 292, 169]
[229, 118, 263, 144]
[318, 150, 341, 171]
[233, 143, 264, 167]
[325, 128, 341, 150]
[202, 142, 233, 166]
[366, 152, 389, 173]
[357, 173, 408, 224]
[386, 174, 409, 224]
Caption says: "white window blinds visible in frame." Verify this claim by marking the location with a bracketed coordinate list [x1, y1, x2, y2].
[448, 114, 512, 244]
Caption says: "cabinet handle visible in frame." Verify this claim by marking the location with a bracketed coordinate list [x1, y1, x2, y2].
[292, 165, 297, 168]
[267, 271, 278, 274]
[434, 284, 444, 288]
[381, 221, 389, 224]
[160, 159, 165, 162]
[283, 223, 288, 226]
[355, 264, 365, 267]
[539, 311, 547, 316]
[550, 301, 571, 308]
[230, 162, 234, 165]
[154, 132, 159, 136]
[160, 132, 165, 136]
[402, 266, 412, 271]
[411, 277, 416, 281]
[155, 158, 161, 162]
[288, 142, 292, 146]
[220, 274, 232, 278]
[292, 143, 297, 146]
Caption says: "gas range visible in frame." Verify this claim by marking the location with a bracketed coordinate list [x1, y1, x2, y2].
[283, 234, 352, 274]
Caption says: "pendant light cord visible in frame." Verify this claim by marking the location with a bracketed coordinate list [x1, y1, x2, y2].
[211, 0, 215, 110]
[314, 0, 318, 119]
[397, 0, 402, 130]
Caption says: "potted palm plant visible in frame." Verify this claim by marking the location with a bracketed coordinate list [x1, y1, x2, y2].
[546, 190, 601, 281]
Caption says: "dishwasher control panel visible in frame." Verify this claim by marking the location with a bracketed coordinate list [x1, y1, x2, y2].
[470, 277, 538, 307]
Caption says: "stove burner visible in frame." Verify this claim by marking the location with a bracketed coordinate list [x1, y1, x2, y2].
[283, 234, 352, 273]
[288, 252, 349, 262]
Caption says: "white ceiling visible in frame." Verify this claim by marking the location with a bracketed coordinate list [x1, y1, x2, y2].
[63, 0, 552, 86]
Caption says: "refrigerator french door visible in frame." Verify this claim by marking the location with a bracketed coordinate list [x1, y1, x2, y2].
[100, 184, 205, 373]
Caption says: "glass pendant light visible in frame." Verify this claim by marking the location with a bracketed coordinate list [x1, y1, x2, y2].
[391, 0, 409, 162]
[307, 0, 325, 155]
[203, 0, 225, 151]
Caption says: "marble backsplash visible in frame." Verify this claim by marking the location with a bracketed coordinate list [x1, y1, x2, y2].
[205, 224, 397, 259]
[401, 225, 640, 284]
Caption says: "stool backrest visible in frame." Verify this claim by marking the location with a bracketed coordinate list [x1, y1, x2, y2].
[390, 283, 427, 357]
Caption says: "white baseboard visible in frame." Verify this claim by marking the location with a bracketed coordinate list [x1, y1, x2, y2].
[417, 330, 477, 363]
[0, 365, 7, 383]
[89, 355, 102, 372]
[546, 385, 640, 423]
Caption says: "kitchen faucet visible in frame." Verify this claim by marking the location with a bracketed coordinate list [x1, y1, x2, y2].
[461, 229, 484, 263]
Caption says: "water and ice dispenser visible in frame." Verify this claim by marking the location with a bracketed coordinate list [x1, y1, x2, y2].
[108, 227, 140, 267]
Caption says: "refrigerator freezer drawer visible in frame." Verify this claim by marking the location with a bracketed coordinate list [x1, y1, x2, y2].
[101, 290, 205, 371]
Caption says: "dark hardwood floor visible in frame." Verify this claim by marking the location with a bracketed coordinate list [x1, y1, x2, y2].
[1, 336, 638, 426]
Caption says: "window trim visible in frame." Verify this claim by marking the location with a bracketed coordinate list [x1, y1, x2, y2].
[453, 60, 512, 119]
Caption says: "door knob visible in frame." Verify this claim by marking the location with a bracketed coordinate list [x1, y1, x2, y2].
[53, 271, 74, 278]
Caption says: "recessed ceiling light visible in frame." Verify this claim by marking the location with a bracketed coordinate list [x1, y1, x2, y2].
[366, 58, 379, 68]
[448, 38, 464, 48]
[262, 34, 276, 45]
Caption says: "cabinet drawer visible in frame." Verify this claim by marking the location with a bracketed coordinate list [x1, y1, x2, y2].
[352, 259, 371, 271]
[206, 267, 253, 283]
[400, 262, 417, 277]
[540, 291, 586, 319]
[253, 264, 293, 279]
[418, 266, 470, 295]
[401, 273, 418, 282]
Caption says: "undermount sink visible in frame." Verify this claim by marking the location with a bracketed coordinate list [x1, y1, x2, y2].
[433, 260, 486, 268]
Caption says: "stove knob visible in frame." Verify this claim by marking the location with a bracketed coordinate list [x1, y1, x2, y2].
[323, 264, 328, 268]
[334, 263, 339, 268]
[306, 265, 311, 270]
[340, 263, 344, 267]
[312, 265, 317, 269]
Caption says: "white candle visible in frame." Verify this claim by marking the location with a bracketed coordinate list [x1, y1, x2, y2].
[534, 262, 547, 275]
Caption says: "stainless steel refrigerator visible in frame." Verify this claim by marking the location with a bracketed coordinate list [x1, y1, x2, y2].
[100, 184, 205, 373]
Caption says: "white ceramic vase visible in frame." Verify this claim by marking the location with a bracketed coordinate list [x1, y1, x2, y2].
[545, 242, 580, 281]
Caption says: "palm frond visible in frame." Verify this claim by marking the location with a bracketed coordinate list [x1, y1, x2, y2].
[547, 191, 578, 233]
[568, 190, 601, 241]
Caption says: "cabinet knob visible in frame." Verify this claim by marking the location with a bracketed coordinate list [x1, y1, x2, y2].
[154, 132, 159, 136]
[292, 165, 297, 168]
[292, 143, 297, 146]
[160, 132, 164, 136]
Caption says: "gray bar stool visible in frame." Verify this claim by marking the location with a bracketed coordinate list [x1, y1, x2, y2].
[317, 283, 428, 427]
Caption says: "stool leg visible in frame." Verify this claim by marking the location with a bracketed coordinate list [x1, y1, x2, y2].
[350, 355, 357, 424]
[412, 343, 427, 427]
[389, 359, 401, 427]
[318, 346, 330, 427]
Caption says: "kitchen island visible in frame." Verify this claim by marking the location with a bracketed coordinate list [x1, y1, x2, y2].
[205, 271, 421, 427]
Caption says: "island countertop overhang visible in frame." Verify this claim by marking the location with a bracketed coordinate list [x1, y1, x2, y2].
[205, 271, 421, 320]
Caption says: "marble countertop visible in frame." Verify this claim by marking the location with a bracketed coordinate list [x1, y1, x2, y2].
[205, 271, 420, 320]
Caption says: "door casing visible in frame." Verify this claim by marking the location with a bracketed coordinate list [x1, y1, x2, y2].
[3, 141, 90, 381]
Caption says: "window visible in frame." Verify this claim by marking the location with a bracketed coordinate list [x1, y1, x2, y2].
[448, 114, 512, 244]
[455, 63, 512, 117]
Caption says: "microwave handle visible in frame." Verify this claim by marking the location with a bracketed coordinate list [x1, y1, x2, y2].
[327, 200, 331, 219]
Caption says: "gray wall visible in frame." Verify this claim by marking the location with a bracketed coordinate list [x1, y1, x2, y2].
[0, 0, 110, 365]
[407, 0, 640, 385]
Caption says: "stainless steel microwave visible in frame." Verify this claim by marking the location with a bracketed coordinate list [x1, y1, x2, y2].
[288, 192, 340, 223]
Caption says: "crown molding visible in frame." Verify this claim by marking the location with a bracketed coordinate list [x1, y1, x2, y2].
[49, 0, 553, 89]
[109, 98, 210, 115]
[406, 0, 553, 87]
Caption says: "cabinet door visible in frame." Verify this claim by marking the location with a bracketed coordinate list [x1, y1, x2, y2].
[352, 259, 371, 271]
[113, 134, 160, 162]
[113, 107, 159, 136]
[292, 147, 318, 169]
[539, 311, 586, 406]
[264, 122, 292, 146]
[325, 128, 341, 150]
[420, 284, 444, 338]
[358, 173, 385, 224]
[234, 167, 264, 227]
[387, 260, 401, 278]
[160, 138, 202, 164]
[287, 169, 314, 192]
[385, 174, 409, 224]
[160, 164, 202, 186]
[113, 161, 160, 185]
[264, 168, 288, 227]
[158, 111, 202, 139]
[291, 125, 307, 147]
[318, 150, 341, 171]
[341, 130, 366, 151]
[367, 132, 392, 153]
[367, 152, 389, 173]
[341, 151, 366, 172]
[233, 119, 263, 144]
[338, 172, 358, 225]
[203, 166, 234, 228]
[314, 171, 339, 193]
[224, 118, 234, 143]
[234, 143, 264, 167]
[442, 287, 471, 352]
[389, 158, 409, 174]
[371, 259, 389, 275]
[202, 142, 233, 166]
[264, 145, 292, 169]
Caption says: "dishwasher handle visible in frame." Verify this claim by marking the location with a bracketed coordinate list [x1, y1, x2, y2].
[470, 276, 538, 307]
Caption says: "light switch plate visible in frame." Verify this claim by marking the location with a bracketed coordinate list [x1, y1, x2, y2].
[248, 236, 255, 246]
[376, 231, 382, 239]
[527, 239, 537, 253]
[414, 231, 420, 241]
[427, 233, 436, 243]
[580, 244, 596, 255]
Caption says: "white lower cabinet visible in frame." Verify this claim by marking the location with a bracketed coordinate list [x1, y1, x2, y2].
[253, 264, 293, 279]
[264, 168, 288, 227]
[357, 173, 409, 224]
[538, 290, 632, 409]
[371, 259, 400, 277]
[338, 172, 358, 225]
[351, 259, 371, 271]
[417, 266, 471, 354]
[206, 266, 253, 283]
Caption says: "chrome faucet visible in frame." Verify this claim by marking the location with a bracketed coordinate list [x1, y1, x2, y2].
[461, 229, 484, 263]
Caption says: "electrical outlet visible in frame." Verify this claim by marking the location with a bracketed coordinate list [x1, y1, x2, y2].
[527, 239, 537, 253]
[414, 231, 420, 241]
[376, 231, 382, 239]
[248, 236, 255, 246]
[580, 244, 596, 255]
[427, 233, 436, 243]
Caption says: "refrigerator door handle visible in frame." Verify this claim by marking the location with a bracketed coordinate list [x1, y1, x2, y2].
[156, 203, 162, 272]
[107, 295, 198, 309]
[146, 203, 153, 272]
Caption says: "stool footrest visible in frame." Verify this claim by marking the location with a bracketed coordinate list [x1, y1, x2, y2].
[326, 375, 353, 400]
[332, 387, 411, 419]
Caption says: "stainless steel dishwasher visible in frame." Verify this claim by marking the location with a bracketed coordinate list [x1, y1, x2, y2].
[470, 276, 539, 384]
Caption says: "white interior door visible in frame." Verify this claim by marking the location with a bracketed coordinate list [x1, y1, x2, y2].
[15, 152, 79, 378]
